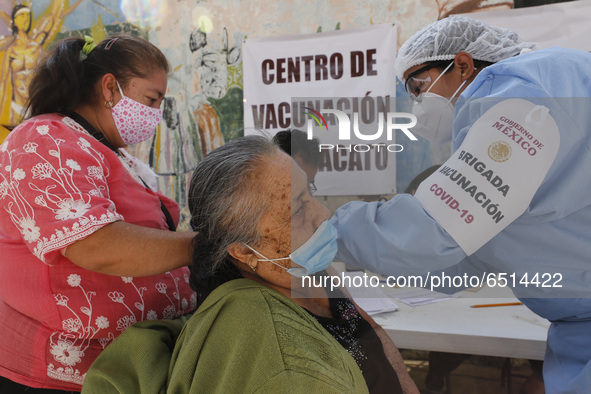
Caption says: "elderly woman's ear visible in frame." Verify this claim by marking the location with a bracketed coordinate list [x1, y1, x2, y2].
[228, 244, 258, 272]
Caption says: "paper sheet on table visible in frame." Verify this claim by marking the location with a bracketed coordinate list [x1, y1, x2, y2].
[343, 272, 399, 315]
[393, 288, 458, 307]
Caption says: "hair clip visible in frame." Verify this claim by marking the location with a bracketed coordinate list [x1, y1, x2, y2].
[105, 37, 119, 51]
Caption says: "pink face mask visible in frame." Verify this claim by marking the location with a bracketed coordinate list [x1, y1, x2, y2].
[111, 81, 163, 146]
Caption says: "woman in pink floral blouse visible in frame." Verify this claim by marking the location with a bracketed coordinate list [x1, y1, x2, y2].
[0, 34, 195, 392]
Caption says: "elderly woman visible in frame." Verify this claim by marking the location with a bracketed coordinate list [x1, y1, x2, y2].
[82, 135, 418, 393]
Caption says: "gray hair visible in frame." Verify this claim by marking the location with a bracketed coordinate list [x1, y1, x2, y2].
[189, 135, 280, 277]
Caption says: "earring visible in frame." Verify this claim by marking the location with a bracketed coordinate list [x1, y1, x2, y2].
[248, 262, 257, 272]
[461, 72, 467, 77]
[104, 100, 113, 108]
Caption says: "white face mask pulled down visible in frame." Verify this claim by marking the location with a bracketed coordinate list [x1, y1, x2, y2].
[411, 62, 467, 145]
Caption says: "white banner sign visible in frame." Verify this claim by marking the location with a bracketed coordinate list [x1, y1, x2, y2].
[243, 24, 399, 195]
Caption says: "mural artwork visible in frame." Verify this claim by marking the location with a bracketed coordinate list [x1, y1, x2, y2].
[0, 0, 82, 137]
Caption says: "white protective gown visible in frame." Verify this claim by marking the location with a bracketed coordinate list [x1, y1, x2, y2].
[330, 47, 591, 393]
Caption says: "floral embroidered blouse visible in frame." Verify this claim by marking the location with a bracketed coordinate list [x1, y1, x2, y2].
[0, 114, 195, 391]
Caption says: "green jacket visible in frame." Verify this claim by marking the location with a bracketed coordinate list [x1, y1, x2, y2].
[82, 279, 368, 394]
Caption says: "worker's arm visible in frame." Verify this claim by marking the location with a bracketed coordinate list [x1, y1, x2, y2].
[64, 220, 194, 277]
[330, 194, 466, 277]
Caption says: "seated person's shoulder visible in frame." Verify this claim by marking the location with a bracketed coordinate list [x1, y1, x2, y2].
[186, 278, 325, 344]
[177, 278, 367, 393]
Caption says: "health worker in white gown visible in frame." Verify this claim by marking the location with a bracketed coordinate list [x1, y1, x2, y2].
[330, 16, 591, 394]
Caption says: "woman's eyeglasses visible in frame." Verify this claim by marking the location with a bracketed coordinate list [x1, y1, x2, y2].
[404, 61, 452, 102]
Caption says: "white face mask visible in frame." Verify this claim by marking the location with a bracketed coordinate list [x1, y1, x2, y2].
[411, 62, 467, 145]
[245, 221, 338, 278]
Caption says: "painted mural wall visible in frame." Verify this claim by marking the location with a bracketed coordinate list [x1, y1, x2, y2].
[1, 0, 517, 228]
